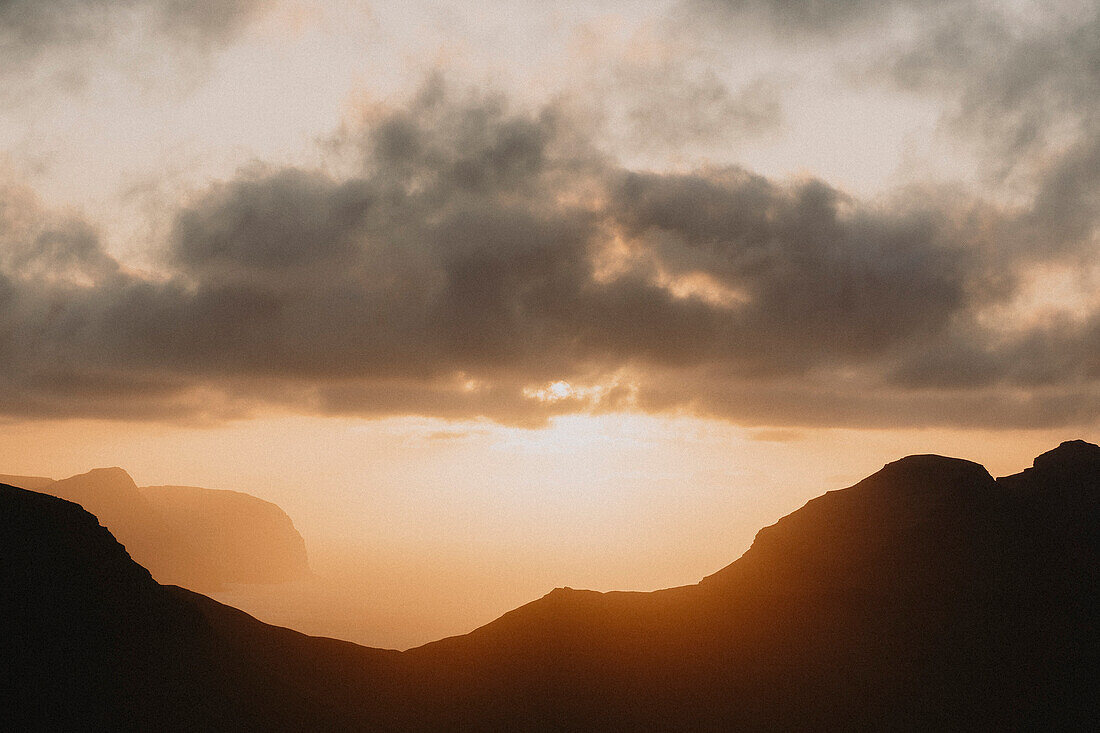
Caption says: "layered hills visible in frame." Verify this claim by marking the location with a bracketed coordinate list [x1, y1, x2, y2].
[0, 467, 308, 591]
[2, 441, 1096, 730]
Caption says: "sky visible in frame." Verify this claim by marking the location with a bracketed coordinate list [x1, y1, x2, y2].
[1, 0, 1097, 648]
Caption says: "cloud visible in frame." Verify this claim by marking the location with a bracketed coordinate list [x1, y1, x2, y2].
[0, 183, 118, 283]
[607, 170, 986, 371]
[574, 24, 785, 153]
[690, 0, 958, 36]
[887, 3, 1099, 152]
[0, 0, 266, 95]
[0, 78, 1096, 430]
[0, 0, 263, 51]
[691, 0, 1100, 258]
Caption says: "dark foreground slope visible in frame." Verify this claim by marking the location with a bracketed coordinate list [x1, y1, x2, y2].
[0, 483, 396, 731]
[2, 442, 1098, 731]
[396, 444, 1097, 730]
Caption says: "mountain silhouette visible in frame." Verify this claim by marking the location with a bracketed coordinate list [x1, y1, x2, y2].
[139, 484, 309, 585]
[0, 482, 395, 730]
[0, 472, 55, 491]
[2, 468, 309, 592]
[2, 441, 1096, 730]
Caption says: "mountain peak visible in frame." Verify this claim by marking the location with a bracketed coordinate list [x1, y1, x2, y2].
[54, 467, 138, 493]
[85, 466, 137, 487]
[864, 453, 994, 495]
[1032, 440, 1100, 473]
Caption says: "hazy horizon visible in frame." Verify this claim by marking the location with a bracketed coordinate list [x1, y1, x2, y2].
[3, 427, 1092, 648]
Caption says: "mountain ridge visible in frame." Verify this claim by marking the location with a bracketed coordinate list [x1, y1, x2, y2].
[2, 441, 1097, 730]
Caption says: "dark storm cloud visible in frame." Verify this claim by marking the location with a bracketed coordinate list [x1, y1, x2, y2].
[609, 171, 982, 370]
[0, 79, 1097, 429]
[172, 170, 373, 277]
[888, 314, 1100, 391]
[636, 368, 1100, 430]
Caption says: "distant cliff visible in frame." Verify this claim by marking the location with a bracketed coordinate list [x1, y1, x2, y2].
[1, 468, 309, 592]
[0, 472, 55, 491]
[140, 484, 309, 584]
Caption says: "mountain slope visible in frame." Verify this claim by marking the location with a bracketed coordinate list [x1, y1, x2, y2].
[2, 442, 1097, 730]
[394, 445, 1097, 730]
[0, 482, 393, 731]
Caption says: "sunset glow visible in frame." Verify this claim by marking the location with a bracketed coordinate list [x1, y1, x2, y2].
[2, 0, 1097, 653]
